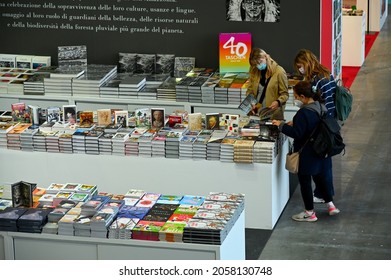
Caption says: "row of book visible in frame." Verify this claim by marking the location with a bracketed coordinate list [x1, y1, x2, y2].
[0, 121, 281, 164]
[0, 66, 251, 105]
[0, 183, 244, 245]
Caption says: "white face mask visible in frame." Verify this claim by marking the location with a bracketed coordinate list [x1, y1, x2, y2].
[298, 67, 305, 75]
[294, 99, 303, 108]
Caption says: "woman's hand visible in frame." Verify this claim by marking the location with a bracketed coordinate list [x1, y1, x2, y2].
[269, 101, 279, 110]
[271, 120, 281, 127]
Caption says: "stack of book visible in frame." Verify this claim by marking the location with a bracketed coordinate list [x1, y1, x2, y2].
[151, 134, 166, 158]
[118, 75, 146, 99]
[0, 207, 28, 232]
[214, 75, 234, 104]
[179, 135, 196, 160]
[90, 209, 117, 238]
[138, 130, 156, 157]
[45, 131, 60, 153]
[132, 220, 165, 241]
[0, 123, 15, 148]
[201, 74, 220, 104]
[206, 130, 227, 161]
[233, 139, 255, 163]
[17, 208, 53, 233]
[227, 73, 249, 105]
[32, 130, 49, 152]
[192, 136, 210, 160]
[58, 131, 74, 153]
[183, 217, 228, 245]
[205, 192, 245, 226]
[98, 132, 115, 155]
[44, 66, 85, 96]
[6, 123, 31, 150]
[156, 77, 177, 101]
[58, 206, 82, 236]
[108, 217, 139, 239]
[23, 73, 49, 95]
[99, 77, 121, 98]
[253, 140, 276, 164]
[85, 129, 104, 155]
[111, 131, 130, 156]
[20, 125, 38, 151]
[72, 128, 90, 154]
[220, 138, 237, 162]
[164, 130, 183, 159]
[175, 76, 193, 102]
[73, 64, 117, 96]
[188, 76, 209, 103]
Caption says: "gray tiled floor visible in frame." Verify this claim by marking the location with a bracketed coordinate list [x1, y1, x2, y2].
[258, 7, 391, 260]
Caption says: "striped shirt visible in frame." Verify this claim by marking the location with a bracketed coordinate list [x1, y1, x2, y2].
[312, 75, 336, 117]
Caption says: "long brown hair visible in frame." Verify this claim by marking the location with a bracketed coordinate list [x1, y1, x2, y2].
[293, 49, 331, 82]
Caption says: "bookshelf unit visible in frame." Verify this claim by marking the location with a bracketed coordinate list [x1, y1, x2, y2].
[321, 0, 343, 81]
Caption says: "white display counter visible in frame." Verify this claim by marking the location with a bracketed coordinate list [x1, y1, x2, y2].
[0, 211, 245, 260]
[0, 139, 289, 230]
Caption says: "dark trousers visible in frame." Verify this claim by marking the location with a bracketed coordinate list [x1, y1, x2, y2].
[298, 168, 334, 211]
[313, 164, 335, 198]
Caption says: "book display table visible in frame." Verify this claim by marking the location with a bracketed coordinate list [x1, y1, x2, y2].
[0, 212, 244, 260]
[0, 139, 289, 230]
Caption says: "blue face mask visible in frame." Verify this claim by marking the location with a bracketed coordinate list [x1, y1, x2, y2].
[257, 63, 267, 71]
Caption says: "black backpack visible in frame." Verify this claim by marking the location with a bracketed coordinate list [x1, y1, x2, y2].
[308, 106, 345, 158]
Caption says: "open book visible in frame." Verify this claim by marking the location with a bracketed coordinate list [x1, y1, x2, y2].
[238, 94, 257, 115]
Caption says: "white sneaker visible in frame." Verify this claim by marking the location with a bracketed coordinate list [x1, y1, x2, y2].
[313, 196, 325, 203]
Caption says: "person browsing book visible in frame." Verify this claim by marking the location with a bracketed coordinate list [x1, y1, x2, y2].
[271, 81, 340, 222]
[246, 48, 289, 120]
[293, 49, 337, 202]
[294, 49, 337, 118]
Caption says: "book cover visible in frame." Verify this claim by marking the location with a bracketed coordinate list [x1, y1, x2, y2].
[151, 108, 165, 129]
[62, 105, 77, 124]
[58, 45, 87, 67]
[97, 109, 112, 126]
[79, 111, 94, 127]
[187, 112, 202, 131]
[135, 53, 156, 74]
[155, 54, 175, 76]
[174, 57, 195, 78]
[32, 56, 51, 69]
[11, 102, 27, 122]
[206, 113, 220, 130]
[46, 106, 61, 123]
[11, 181, 36, 208]
[114, 110, 128, 127]
[238, 94, 257, 115]
[16, 55, 34, 69]
[118, 53, 137, 73]
[0, 54, 16, 68]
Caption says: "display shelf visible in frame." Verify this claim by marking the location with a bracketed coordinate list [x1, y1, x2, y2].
[321, 0, 343, 81]
[0, 211, 245, 260]
[0, 138, 289, 230]
[342, 13, 366, 66]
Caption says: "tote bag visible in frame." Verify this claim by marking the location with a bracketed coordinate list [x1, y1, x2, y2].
[285, 151, 300, 174]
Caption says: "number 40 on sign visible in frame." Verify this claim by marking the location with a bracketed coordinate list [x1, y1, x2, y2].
[219, 32, 252, 73]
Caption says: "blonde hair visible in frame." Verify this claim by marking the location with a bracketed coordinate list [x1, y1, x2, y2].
[249, 48, 275, 77]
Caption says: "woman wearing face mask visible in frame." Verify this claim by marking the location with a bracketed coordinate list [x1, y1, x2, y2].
[246, 48, 289, 120]
[294, 49, 337, 203]
[294, 49, 337, 118]
[272, 81, 340, 222]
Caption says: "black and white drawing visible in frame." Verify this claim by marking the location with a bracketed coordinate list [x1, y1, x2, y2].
[226, 0, 280, 22]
